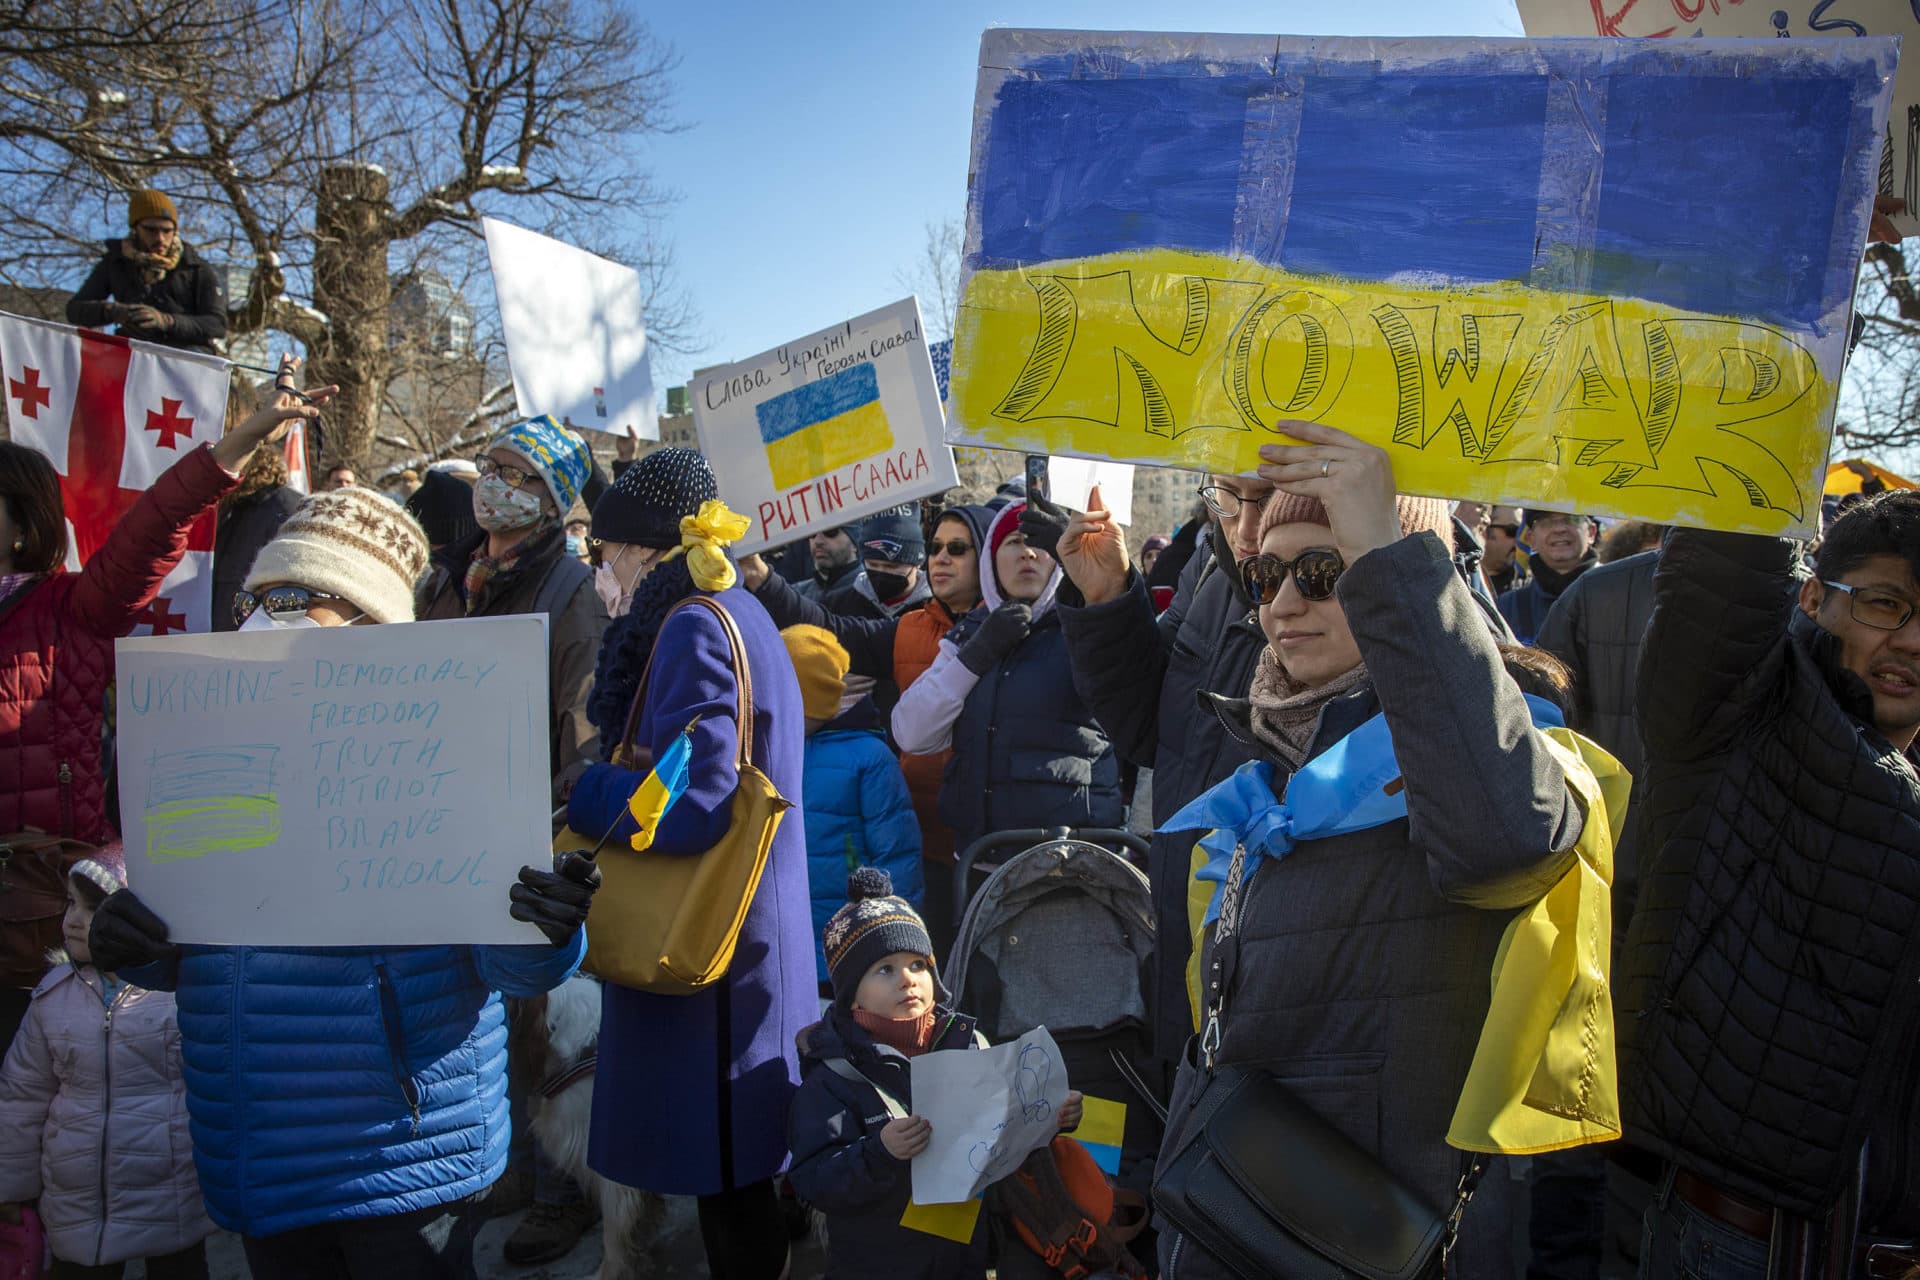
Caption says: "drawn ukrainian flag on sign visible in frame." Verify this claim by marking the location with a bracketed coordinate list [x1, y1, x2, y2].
[757, 362, 893, 490]
[948, 32, 1897, 537]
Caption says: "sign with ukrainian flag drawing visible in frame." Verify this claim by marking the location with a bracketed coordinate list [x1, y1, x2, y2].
[947, 31, 1897, 537]
[693, 297, 959, 553]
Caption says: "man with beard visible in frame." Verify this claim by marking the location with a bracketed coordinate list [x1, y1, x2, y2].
[1029, 474, 1271, 1064]
[1498, 508, 1597, 644]
[67, 191, 225, 355]
[795, 523, 866, 601]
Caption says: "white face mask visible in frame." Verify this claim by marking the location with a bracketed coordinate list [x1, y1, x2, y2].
[239, 607, 321, 632]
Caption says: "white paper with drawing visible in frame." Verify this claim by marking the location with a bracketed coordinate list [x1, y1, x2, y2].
[910, 1026, 1066, 1204]
[114, 616, 553, 947]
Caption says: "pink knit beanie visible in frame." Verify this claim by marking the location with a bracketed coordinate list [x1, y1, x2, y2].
[1258, 488, 1452, 546]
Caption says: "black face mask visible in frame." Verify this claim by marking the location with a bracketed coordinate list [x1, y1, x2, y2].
[867, 569, 914, 602]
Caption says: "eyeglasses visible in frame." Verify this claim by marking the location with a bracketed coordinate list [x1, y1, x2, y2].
[1197, 484, 1269, 520]
[1239, 548, 1346, 605]
[1525, 514, 1583, 532]
[233, 585, 355, 627]
[1821, 580, 1918, 631]
[929, 539, 974, 558]
[473, 454, 540, 490]
[812, 526, 844, 539]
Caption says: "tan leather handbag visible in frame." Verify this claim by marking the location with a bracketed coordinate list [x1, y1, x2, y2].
[571, 595, 792, 994]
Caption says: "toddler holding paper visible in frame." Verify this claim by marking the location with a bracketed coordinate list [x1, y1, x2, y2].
[787, 868, 1081, 1280]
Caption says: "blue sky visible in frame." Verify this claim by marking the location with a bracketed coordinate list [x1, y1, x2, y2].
[637, 0, 1525, 385]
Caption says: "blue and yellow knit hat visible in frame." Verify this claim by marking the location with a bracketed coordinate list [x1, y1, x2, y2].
[488, 414, 591, 510]
[823, 867, 939, 1010]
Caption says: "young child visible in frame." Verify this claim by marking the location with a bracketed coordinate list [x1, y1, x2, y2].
[0, 848, 212, 1279]
[782, 624, 926, 993]
[788, 868, 1081, 1280]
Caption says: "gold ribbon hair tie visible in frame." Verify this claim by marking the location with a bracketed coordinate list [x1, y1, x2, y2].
[671, 499, 752, 592]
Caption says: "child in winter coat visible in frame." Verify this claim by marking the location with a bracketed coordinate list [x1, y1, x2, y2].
[783, 624, 925, 991]
[0, 847, 212, 1279]
[787, 868, 1082, 1280]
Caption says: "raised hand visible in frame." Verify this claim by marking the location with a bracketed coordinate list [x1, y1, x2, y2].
[1255, 421, 1405, 564]
[1056, 484, 1129, 605]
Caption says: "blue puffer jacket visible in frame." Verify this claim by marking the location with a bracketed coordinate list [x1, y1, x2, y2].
[803, 697, 923, 982]
[129, 935, 583, 1237]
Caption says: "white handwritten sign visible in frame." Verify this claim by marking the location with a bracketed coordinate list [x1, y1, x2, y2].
[910, 1025, 1066, 1204]
[484, 217, 659, 439]
[692, 297, 959, 554]
[114, 617, 553, 946]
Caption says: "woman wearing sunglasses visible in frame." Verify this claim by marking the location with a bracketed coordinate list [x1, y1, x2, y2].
[1137, 421, 1586, 1279]
[85, 478, 598, 1279]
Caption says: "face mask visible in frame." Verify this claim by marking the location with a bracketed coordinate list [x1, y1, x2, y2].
[594, 549, 651, 618]
[565, 534, 586, 557]
[866, 569, 913, 602]
[239, 607, 320, 632]
[472, 473, 545, 532]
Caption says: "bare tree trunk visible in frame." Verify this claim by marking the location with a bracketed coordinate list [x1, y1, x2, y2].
[307, 163, 393, 469]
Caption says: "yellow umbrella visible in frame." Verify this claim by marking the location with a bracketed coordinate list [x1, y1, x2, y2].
[1825, 459, 1918, 495]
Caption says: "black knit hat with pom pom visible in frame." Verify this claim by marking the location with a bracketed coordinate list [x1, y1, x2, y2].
[822, 867, 937, 1010]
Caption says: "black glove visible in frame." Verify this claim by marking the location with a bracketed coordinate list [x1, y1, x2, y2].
[509, 852, 603, 947]
[957, 601, 1032, 675]
[89, 889, 176, 973]
[1018, 494, 1074, 561]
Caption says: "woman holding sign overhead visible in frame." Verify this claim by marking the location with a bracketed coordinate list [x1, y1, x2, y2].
[566, 448, 816, 1280]
[83, 474, 600, 1279]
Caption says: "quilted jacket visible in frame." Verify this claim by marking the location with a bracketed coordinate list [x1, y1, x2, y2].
[1621, 528, 1920, 1228]
[0, 964, 210, 1265]
[0, 445, 237, 845]
[802, 699, 923, 983]
[124, 936, 583, 1237]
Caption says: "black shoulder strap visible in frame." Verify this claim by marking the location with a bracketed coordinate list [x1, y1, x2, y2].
[531, 554, 592, 641]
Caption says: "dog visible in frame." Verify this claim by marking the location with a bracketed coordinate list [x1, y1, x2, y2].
[509, 974, 661, 1280]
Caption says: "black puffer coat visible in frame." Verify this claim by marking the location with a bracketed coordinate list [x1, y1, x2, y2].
[1056, 530, 1265, 1059]
[787, 1007, 988, 1280]
[1621, 528, 1920, 1229]
[211, 484, 302, 632]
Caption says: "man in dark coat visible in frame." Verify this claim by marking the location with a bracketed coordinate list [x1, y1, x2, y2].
[1498, 508, 1597, 644]
[1623, 496, 1920, 1274]
[794, 523, 866, 601]
[66, 190, 225, 355]
[1040, 474, 1270, 1062]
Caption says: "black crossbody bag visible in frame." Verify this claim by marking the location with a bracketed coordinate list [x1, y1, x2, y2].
[1150, 842, 1484, 1280]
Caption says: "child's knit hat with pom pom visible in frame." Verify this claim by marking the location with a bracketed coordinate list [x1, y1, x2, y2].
[821, 867, 937, 1010]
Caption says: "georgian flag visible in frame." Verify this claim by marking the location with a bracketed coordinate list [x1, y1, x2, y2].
[0, 312, 230, 634]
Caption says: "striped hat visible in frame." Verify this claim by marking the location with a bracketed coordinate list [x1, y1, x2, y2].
[823, 867, 937, 1010]
[245, 487, 429, 624]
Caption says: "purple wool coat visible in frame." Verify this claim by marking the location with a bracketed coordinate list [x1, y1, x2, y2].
[567, 585, 816, 1195]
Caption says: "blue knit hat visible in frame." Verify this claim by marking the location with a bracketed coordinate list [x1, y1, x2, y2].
[488, 414, 590, 510]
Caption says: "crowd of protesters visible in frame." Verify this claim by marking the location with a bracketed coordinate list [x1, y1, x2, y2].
[0, 187, 1915, 1280]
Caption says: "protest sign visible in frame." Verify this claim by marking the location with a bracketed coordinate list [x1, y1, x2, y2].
[692, 298, 959, 553]
[948, 32, 1896, 537]
[1, 312, 226, 633]
[1518, 0, 1920, 237]
[114, 616, 552, 946]
[911, 1026, 1067, 1205]
[484, 217, 658, 440]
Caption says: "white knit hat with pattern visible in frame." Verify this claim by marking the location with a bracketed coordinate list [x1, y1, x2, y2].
[244, 488, 430, 624]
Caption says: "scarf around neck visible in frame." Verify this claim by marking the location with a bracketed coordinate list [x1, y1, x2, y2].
[462, 520, 556, 614]
[1247, 647, 1369, 768]
[853, 1007, 939, 1057]
[1527, 550, 1596, 601]
[121, 237, 182, 287]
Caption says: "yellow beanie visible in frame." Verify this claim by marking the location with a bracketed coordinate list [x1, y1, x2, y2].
[781, 625, 850, 722]
[127, 190, 177, 228]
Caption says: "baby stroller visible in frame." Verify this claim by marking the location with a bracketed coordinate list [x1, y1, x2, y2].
[945, 828, 1163, 1205]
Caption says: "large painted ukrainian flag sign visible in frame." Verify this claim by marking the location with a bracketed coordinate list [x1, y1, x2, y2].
[948, 32, 1898, 536]
[694, 296, 960, 553]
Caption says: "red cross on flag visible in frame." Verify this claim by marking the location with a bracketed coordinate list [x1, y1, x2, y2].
[0, 311, 230, 635]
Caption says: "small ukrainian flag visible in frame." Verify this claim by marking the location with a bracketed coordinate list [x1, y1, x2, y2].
[627, 719, 697, 852]
[756, 362, 893, 489]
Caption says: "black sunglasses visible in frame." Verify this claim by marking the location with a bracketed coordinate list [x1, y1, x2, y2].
[233, 585, 354, 627]
[1239, 548, 1346, 606]
[929, 539, 974, 558]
